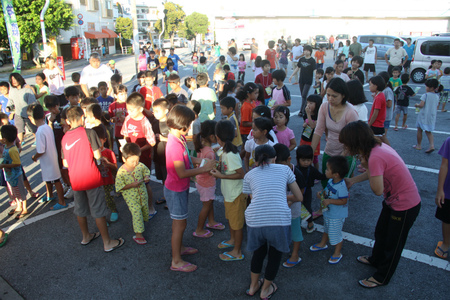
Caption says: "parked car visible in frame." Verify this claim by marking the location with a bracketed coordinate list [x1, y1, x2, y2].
[358, 35, 406, 58]
[336, 34, 349, 40]
[410, 36, 450, 83]
[163, 39, 171, 49]
[432, 33, 450, 37]
[173, 38, 185, 48]
[241, 38, 252, 50]
[313, 35, 329, 49]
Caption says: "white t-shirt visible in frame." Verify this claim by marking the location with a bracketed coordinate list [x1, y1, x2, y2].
[227, 54, 238, 66]
[244, 138, 276, 170]
[291, 45, 303, 62]
[334, 73, 350, 82]
[352, 103, 369, 122]
[36, 124, 61, 182]
[333, 40, 340, 49]
[364, 46, 377, 64]
[386, 47, 407, 66]
[43, 68, 65, 95]
[80, 64, 114, 89]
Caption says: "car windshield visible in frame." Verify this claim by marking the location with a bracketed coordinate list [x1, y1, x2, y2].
[316, 36, 326, 41]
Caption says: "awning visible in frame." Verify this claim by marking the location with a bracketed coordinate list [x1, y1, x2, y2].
[102, 28, 118, 38]
[84, 31, 109, 39]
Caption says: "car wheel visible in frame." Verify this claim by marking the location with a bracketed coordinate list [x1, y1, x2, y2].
[411, 69, 426, 84]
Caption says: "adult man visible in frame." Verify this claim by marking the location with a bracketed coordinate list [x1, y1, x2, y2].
[250, 38, 259, 67]
[168, 48, 185, 71]
[363, 39, 377, 81]
[403, 38, 415, 73]
[349, 36, 362, 56]
[290, 38, 303, 69]
[333, 37, 340, 59]
[385, 38, 408, 76]
[80, 53, 113, 97]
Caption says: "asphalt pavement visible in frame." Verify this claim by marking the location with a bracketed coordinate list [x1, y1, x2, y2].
[0, 49, 449, 300]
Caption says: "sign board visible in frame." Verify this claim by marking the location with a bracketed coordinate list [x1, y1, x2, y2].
[77, 13, 83, 19]
[56, 56, 66, 80]
[78, 20, 84, 25]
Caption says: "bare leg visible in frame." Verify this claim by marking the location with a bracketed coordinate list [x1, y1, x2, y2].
[316, 233, 329, 248]
[171, 219, 196, 270]
[95, 216, 120, 250]
[285, 241, 301, 266]
[219, 228, 243, 259]
[195, 200, 213, 236]
[440, 222, 450, 252]
[425, 131, 435, 150]
[45, 182, 53, 199]
[394, 113, 400, 128]
[402, 114, 408, 128]
[54, 181, 66, 206]
[416, 127, 423, 149]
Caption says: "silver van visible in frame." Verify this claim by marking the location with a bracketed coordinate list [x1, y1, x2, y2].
[410, 37, 450, 83]
[357, 35, 406, 58]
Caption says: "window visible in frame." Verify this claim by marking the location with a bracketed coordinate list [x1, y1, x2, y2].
[384, 37, 394, 45]
[80, 0, 86, 5]
[94, 0, 99, 10]
[88, 22, 95, 31]
[360, 36, 369, 43]
[421, 41, 450, 56]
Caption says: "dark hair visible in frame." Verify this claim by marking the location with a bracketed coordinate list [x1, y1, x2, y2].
[187, 100, 201, 115]
[346, 79, 367, 105]
[273, 106, 290, 125]
[65, 86, 80, 97]
[153, 98, 170, 110]
[400, 73, 410, 84]
[254, 56, 262, 68]
[348, 51, 354, 57]
[239, 53, 245, 61]
[236, 82, 258, 101]
[66, 106, 84, 123]
[253, 105, 271, 119]
[261, 59, 271, 68]
[215, 119, 238, 154]
[166, 94, 179, 107]
[394, 38, 401, 43]
[378, 72, 392, 90]
[92, 125, 106, 140]
[253, 117, 274, 142]
[223, 64, 231, 71]
[327, 155, 349, 179]
[369, 75, 386, 92]
[325, 66, 335, 75]
[339, 120, 381, 161]
[149, 50, 155, 55]
[369, 39, 374, 43]
[184, 76, 194, 88]
[335, 59, 344, 66]
[36, 73, 48, 86]
[126, 92, 145, 107]
[0, 81, 9, 89]
[167, 104, 195, 131]
[122, 143, 141, 159]
[255, 84, 264, 104]
[199, 56, 207, 64]
[86, 103, 102, 120]
[167, 62, 174, 68]
[268, 40, 275, 48]
[296, 145, 314, 162]
[274, 143, 290, 163]
[71, 72, 81, 83]
[351, 55, 363, 67]
[194, 120, 217, 152]
[32, 104, 45, 120]
[306, 94, 322, 117]
[98, 81, 108, 89]
[0, 124, 17, 142]
[0, 112, 8, 121]
[316, 68, 324, 75]
[168, 73, 180, 83]
[219, 55, 225, 62]
[255, 144, 276, 167]
[228, 47, 236, 55]
[425, 78, 439, 89]
[111, 74, 122, 84]
[80, 97, 98, 108]
[272, 69, 286, 82]
[137, 71, 146, 79]
[343, 67, 351, 75]
[117, 84, 128, 93]
[9, 73, 25, 88]
[196, 73, 208, 86]
[444, 67, 450, 75]
[144, 70, 155, 78]
[219, 80, 236, 100]
[392, 67, 401, 73]
[26, 103, 36, 117]
[220, 96, 236, 110]
[44, 95, 59, 109]
[303, 45, 312, 54]
[326, 77, 349, 104]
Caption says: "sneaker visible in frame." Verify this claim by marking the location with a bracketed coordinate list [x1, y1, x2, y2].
[62, 183, 69, 193]
[110, 212, 119, 222]
[31, 141, 36, 147]
[64, 187, 74, 199]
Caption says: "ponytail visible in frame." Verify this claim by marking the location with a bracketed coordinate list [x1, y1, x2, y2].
[215, 120, 238, 154]
[219, 80, 236, 100]
[195, 120, 217, 153]
[255, 144, 276, 168]
[254, 117, 273, 142]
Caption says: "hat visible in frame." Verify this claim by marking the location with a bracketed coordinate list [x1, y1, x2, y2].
[109, 60, 115, 65]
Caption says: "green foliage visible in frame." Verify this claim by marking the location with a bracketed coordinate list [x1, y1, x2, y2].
[154, 2, 186, 40]
[115, 17, 133, 40]
[0, 0, 74, 49]
[185, 12, 209, 40]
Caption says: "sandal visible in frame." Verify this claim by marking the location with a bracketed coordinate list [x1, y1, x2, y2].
[412, 145, 422, 150]
[393, 127, 398, 131]
[206, 222, 225, 230]
[358, 277, 383, 288]
[30, 192, 40, 198]
[181, 247, 198, 255]
[170, 262, 197, 273]
[15, 212, 29, 219]
[192, 230, 213, 238]
[8, 209, 19, 216]
[356, 255, 372, 265]
[425, 148, 435, 154]
[246, 278, 263, 296]
[155, 197, 166, 205]
[133, 236, 147, 245]
[434, 241, 449, 259]
[260, 282, 278, 300]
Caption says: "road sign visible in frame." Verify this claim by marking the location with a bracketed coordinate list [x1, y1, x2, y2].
[77, 13, 83, 19]
[78, 20, 84, 26]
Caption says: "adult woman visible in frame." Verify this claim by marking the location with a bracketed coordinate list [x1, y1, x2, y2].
[340, 121, 421, 288]
[7, 73, 37, 143]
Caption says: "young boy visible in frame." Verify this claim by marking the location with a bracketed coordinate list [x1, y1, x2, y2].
[97, 82, 114, 112]
[223, 65, 235, 81]
[0, 81, 13, 124]
[185, 76, 197, 100]
[334, 60, 350, 82]
[438, 67, 450, 112]
[28, 104, 67, 210]
[62, 106, 124, 252]
[109, 84, 128, 162]
[350, 56, 365, 85]
[191, 73, 217, 122]
[168, 74, 189, 104]
[313, 69, 324, 95]
[71, 72, 86, 99]
[363, 39, 377, 82]
[140, 71, 163, 118]
[214, 55, 229, 92]
[255, 60, 273, 104]
[63, 86, 81, 110]
[314, 46, 326, 69]
[347, 51, 354, 68]
[220, 97, 242, 147]
[270, 69, 291, 110]
[85, 103, 110, 149]
[393, 73, 416, 130]
[197, 56, 208, 74]
[389, 67, 402, 89]
[147, 50, 160, 86]
[159, 49, 168, 71]
[120, 92, 156, 215]
[310, 155, 349, 264]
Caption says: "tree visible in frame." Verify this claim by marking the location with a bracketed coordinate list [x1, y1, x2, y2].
[154, 2, 186, 44]
[115, 17, 133, 40]
[0, 0, 74, 49]
[184, 12, 209, 40]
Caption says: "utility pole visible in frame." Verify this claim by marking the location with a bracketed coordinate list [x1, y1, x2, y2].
[130, 0, 139, 73]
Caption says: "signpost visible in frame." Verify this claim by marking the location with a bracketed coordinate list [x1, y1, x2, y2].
[1, 0, 22, 72]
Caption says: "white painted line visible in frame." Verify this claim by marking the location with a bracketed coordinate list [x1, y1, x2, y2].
[405, 164, 439, 174]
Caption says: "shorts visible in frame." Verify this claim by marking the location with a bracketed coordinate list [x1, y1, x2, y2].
[371, 126, 385, 136]
[224, 193, 247, 230]
[403, 60, 411, 69]
[394, 105, 408, 115]
[14, 115, 37, 134]
[195, 183, 216, 202]
[164, 186, 189, 220]
[46, 179, 61, 184]
[364, 63, 376, 72]
[250, 53, 257, 60]
[323, 216, 345, 246]
[435, 198, 450, 224]
[247, 225, 291, 253]
[384, 120, 391, 129]
[280, 63, 288, 69]
[73, 186, 109, 219]
[440, 91, 449, 103]
[291, 217, 304, 242]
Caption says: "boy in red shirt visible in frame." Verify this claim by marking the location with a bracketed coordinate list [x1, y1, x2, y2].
[139, 71, 163, 118]
[255, 60, 273, 105]
[223, 65, 235, 81]
[109, 84, 128, 162]
[62, 106, 124, 252]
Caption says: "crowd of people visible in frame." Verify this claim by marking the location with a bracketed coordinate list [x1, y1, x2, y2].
[0, 36, 449, 299]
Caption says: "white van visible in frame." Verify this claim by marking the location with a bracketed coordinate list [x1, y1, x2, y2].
[410, 36, 450, 83]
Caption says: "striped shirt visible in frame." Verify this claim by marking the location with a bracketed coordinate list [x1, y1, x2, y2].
[243, 164, 295, 227]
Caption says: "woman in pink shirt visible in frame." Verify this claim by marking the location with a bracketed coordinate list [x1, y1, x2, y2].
[341, 121, 421, 289]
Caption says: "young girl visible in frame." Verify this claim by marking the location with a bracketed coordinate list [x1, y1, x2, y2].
[163, 62, 177, 94]
[343, 40, 350, 58]
[426, 60, 440, 80]
[244, 117, 275, 172]
[191, 52, 199, 75]
[321, 67, 335, 101]
[237, 83, 258, 144]
[193, 120, 224, 238]
[34, 73, 49, 113]
[278, 43, 290, 74]
[244, 144, 302, 299]
[253, 56, 263, 80]
[368, 75, 386, 138]
[43, 56, 65, 103]
[337, 42, 344, 56]
[254, 84, 264, 107]
[238, 54, 246, 82]
[300, 94, 322, 169]
[414, 79, 440, 153]
[138, 49, 148, 71]
[219, 80, 237, 101]
[165, 105, 216, 272]
[273, 106, 296, 151]
[379, 72, 393, 145]
[251, 105, 278, 143]
[346, 79, 368, 122]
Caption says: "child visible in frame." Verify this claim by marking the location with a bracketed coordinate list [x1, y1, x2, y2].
[85, 103, 110, 148]
[64, 85, 81, 109]
[438, 67, 450, 112]
[350, 56, 365, 85]
[273, 143, 306, 268]
[237, 83, 258, 144]
[71, 72, 86, 99]
[389, 67, 402, 89]
[213, 55, 229, 92]
[414, 79, 440, 153]
[89, 87, 99, 99]
[238, 54, 246, 81]
[269, 70, 291, 110]
[278, 43, 290, 74]
[0, 81, 13, 124]
[28, 104, 67, 209]
[252, 56, 263, 81]
[146, 50, 160, 86]
[333, 60, 350, 82]
[218, 80, 237, 101]
[191, 52, 199, 74]
[338, 53, 348, 69]
[310, 156, 349, 264]
[321, 67, 335, 101]
[43, 56, 66, 106]
[315, 46, 326, 69]
[255, 60, 273, 105]
[251, 106, 278, 143]
[185, 100, 201, 154]
[265, 40, 278, 72]
[61, 106, 124, 251]
[96, 81, 114, 112]
[223, 65, 235, 81]
[379, 71, 394, 145]
[210, 120, 246, 261]
[115, 143, 151, 244]
[197, 56, 208, 74]
[184, 76, 196, 100]
[368, 76, 386, 138]
[363, 39, 377, 81]
[163, 62, 178, 94]
[244, 117, 275, 172]
[220, 96, 242, 147]
[273, 106, 296, 150]
[243, 144, 302, 298]
[348, 51, 354, 67]
[393, 73, 416, 130]
[347, 79, 368, 122]
[159, 49, 168, 71]
[191, 73, 217, 122]
[226, 47, 239, 76]
[426, 60, 440, 80]
[164, 105, 216, 272]
[34, 73, 49, 113]
[313, 69, 324, 95]
[168, 74, 189, 104]
[140, 71, 163, 118]
[300, 95, 322, 169]
[109, 84, 128, 162]
[138, 49, 147, 71]
[132, 71, 146, 93]
[1, 125, 28, 219]
[193, 120, 224, 238]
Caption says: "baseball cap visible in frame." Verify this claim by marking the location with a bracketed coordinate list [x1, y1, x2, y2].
[109, 60, 115, 65]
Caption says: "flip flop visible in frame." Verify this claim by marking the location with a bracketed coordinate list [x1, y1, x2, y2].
[219, 251, 244, 261]
[282, 257, 302, 268]
[425, 148, 435, 154]
[104, 238, 125, 253]
[0, 233, 8, 248]
[30, 192, 40, 198]
[181, 247, 198, 255]
[356, 255, 372, 265]
[133, 236, 147, 245]
[412, 145, 422, 150]
[358, 278, 383, 288]
[434, 241, 449, 259]
[402, 125, 408, 129]
[260, 283, 278, 300]
[310, 244, 328, 252]
[15, 212, 29, 220]
[155, 197, 166, 205]
[328, 254, 343, 264]
[218, 240, 235, 249]
[39, 196, 55, 203]
[393, 127, 398, 131]
[8, 209, 19, 216]
[192, 230, 213, 238]
[170, 262, 197, 273]
[206, 222, 225, 230]
[81, 232, 100, 245]
[148, 210, 158, 220]
[306, 223, 315, 234]
[50, 203, 68, 211]
[246, 278, 263, 296]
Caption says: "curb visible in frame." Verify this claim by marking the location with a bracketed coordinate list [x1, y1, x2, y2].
[0, 276, 23, 300]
